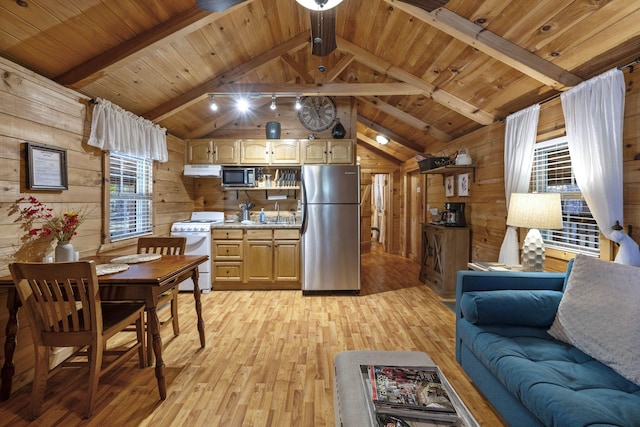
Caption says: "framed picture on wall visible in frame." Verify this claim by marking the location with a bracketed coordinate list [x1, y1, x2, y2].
[26, 142, 68, 190]
[445, 175, 454, 197]
[458, 173, 469, 197]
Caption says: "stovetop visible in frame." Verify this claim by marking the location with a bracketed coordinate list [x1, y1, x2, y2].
[171, 212, 224, 231]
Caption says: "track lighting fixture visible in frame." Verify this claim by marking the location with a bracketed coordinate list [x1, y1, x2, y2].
[295, 95, 302, 110]
[209, 94, 218, 111]
[270, 95, 277, 110]
[236, 97, 250, 113]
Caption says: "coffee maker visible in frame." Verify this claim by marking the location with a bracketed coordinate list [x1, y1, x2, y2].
[441, 202, 466, 227]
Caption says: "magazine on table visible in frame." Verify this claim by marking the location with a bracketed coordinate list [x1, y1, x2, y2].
[360, 365, 459, 425]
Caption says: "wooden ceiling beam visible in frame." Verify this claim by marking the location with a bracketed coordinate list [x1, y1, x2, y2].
[281, 53, 315, 83]
[357, 114, 426, 152]
[384, 0, 583, 90]
[337, 37, 494, 125]
[210, 83, 423, 96]
[144, 32, 310, 122]
[54, 3, 255, 88]
[358, 96, 453, 142]
[325, 53, 356, 82]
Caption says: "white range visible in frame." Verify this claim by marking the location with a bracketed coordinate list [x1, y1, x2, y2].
[170, 211, 224, 293]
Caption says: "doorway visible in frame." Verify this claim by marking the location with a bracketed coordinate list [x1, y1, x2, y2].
[371, 173, 391, 251]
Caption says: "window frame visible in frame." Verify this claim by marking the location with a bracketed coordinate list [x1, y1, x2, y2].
[106, 152, 154, 243]
[529, 136, 600, 257]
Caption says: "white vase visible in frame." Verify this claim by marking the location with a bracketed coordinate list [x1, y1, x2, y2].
[55, 240, 75, 262]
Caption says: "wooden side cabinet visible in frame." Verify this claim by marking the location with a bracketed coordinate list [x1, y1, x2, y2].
[212, 229, 244, 284]
[419, 224, 469, 298]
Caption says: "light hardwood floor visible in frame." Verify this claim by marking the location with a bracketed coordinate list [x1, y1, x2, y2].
[0, 245, 505, 426]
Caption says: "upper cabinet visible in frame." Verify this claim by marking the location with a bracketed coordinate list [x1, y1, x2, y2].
[301, 139, 353, 164]
[187, 139, 239, 165]
[187, 138, 353, 166]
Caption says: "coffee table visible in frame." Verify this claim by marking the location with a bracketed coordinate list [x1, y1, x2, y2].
[334, 350, 479, 427]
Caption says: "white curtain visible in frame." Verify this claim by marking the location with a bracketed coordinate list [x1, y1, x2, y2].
[561, 68, 640, 266]
[498, 104, 540, 265]
[372, 174, 386, 245]
[88, 98, 168, 162]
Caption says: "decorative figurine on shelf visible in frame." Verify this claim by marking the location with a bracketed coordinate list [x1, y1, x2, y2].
[331, 118, 346, 139]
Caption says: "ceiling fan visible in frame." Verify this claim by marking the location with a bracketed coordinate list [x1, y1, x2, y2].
[297, 0, 449, 57]
[196, 0, 248, 12]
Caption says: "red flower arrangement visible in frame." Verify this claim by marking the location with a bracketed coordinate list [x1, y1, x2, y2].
[13, 196, 87, 242]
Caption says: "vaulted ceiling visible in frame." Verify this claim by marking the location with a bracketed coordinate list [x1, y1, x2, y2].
[2, 0, 639, 163]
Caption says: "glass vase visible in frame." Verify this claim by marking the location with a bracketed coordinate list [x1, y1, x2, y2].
[55, 240, 75, 262]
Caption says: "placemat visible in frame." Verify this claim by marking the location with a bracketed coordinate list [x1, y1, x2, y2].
[110, 253, 162, 264]
[96, 263, 129, 276]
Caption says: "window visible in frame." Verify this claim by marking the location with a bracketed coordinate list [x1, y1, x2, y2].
[529, 136, 599, 256]
[109, 153, 153, 241]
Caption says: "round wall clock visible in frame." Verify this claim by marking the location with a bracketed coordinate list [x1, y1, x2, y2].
[297, 96, 337, 132]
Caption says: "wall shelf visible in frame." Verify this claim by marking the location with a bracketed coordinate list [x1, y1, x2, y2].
[422, 165, 476, 182]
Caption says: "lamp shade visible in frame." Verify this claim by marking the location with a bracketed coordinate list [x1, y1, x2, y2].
[506, 193, 563, 230]
[296, 0, 344, 10]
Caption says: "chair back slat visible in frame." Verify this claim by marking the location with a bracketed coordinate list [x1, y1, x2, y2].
[137, 237, 186, 256]
[10, 262, 101, 336]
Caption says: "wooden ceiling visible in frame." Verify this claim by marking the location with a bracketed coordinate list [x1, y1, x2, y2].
[1, 0, 639, 163]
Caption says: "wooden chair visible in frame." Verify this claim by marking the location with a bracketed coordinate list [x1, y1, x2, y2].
[137, 237, 186, 363]
[9, 261, 147, 419]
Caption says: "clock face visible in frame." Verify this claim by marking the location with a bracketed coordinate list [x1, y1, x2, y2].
[297, 96, 337, 132]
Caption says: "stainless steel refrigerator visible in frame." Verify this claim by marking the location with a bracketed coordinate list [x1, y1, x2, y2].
[301, 165, 361, 293]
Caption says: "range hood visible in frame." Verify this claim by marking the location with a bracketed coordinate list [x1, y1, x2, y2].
[183, 164, 222, 177]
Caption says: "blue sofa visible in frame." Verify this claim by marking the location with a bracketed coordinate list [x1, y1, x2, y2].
[455, 269, 640, 427]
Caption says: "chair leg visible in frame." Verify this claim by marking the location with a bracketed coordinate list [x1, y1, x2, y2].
[135, 312, 146, 368]
[29, 345, 50, 420]
[85, 343, 103, 418]
[171, 290, 180, 336]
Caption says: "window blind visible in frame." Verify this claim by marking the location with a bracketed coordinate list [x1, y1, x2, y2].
[530, 137, 599, 255]
[109, 153, 153, 241]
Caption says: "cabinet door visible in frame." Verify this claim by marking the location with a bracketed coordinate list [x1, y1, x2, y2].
[301, 140, 327, 164]
[213, 262, 243, 282]
[213, 139, 239, 165]
[327, 140, 353, 164]
[274, 239, 300, 281]
[241, 140, 270, 165]
[213, 240, 243, 260]
[244, 240, 273, 281]
[187, 139, 214, 164]
[270, 139, 300, 164]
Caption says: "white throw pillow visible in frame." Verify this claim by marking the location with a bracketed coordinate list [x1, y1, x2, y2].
[548, 254, 640, 386]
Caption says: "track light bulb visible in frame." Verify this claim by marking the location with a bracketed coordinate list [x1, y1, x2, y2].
[209, 95, 218, 111]
[295, 95, 302, 110]
[270, 95, 277, 110]
[236, 97, 250, 112]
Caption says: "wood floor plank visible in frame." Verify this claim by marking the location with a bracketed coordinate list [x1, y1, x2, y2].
[0, 245, 505, 426]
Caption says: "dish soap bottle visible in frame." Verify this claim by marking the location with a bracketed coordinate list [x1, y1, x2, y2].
[259, 208, 265, 223]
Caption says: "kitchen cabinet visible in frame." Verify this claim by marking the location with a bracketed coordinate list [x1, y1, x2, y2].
[187, 139, 214, 164]
[419, 224, 469, 298]
[214, 227, 301, 290]
[241, 139, 270, 165]
[301, 139, 354, 164]
[212, 229, 243, 284]
[187, 139, 239, 164]
[270, 139, 300, 164]
[213, 139, 240, 164]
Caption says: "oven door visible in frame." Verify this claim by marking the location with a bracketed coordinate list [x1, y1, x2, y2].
[170, 231, 211, 292]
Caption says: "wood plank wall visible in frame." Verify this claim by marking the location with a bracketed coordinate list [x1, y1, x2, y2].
[414, 68, 640, 272]
[0, 56, 194, 390]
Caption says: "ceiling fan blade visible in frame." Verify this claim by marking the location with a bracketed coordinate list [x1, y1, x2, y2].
[196, 0, 248, 12]
[398, 0, 449, 12]
[310, 9, 337, 57]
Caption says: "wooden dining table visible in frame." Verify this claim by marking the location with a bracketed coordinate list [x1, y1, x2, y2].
[0, 254, 209, 402]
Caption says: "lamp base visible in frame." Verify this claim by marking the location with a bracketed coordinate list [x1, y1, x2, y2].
[521, 228, 545, 272]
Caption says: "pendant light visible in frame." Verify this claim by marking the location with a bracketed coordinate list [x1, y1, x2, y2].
[296, 0, 344, 11]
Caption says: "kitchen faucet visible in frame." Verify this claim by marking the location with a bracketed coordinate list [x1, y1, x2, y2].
[275, 201, 280, 223]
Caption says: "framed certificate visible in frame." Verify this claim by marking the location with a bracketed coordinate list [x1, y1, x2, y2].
[26, 143, 68, 190]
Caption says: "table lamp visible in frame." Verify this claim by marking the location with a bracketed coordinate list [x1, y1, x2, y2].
[506, 193, 563, 272]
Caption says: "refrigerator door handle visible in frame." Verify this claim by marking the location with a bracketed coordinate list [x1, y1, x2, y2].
[301, 178, 308, 234]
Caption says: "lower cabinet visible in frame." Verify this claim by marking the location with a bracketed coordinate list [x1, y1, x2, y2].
[419, 224, 469, 298]
[213, 228, 300, 290]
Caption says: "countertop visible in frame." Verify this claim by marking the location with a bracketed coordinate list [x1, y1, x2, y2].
[212, 221, 301, 230]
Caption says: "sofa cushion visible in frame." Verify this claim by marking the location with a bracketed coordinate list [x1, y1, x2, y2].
[460, 290, 562, 326]
[458, 320, 640, 426]
[548, 254, 640, 386]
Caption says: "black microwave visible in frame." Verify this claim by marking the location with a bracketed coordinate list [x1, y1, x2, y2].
[221, 167, 255, 187]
